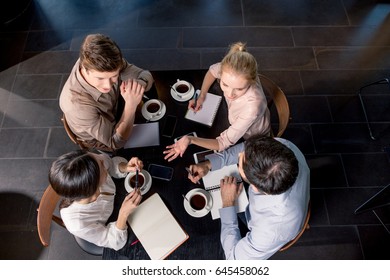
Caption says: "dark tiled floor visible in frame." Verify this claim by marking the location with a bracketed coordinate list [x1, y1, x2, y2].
[0, 0, 389, 260]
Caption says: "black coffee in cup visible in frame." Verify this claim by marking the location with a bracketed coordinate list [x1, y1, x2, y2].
[176, 84, 189, 94]
[146, 102, 160, 113]
[130, 173, 145, 189]
[190, 194, 206, 210]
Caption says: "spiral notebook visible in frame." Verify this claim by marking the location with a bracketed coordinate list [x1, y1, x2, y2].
[194, 150, 249, 220]
[185, 91, 222, 127]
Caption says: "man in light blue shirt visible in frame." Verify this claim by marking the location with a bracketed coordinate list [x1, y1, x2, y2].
[188, 136, 310, 259]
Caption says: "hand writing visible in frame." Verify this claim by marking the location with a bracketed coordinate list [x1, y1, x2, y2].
[220, 176, 243, 208]
[187, 162, 210, 184]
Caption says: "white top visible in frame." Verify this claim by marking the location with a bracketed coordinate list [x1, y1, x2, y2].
[60, 155, 129, 250]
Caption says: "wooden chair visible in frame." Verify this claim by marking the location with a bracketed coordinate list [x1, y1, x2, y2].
[61, 114, 116, 154]
[37, 184, 104, 256]
[259, 74, 290, 137]
[61, 114, 87, 150]
[279, 201, 311, 252]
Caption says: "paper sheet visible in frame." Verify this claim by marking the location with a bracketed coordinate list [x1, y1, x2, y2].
[201, 164, 249, 220]
[127, 193, 189, 259]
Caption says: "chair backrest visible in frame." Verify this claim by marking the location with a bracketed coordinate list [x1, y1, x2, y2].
[37, 184, 104, 255]
[61, 114, 115, 154]
[259, 74, 290, 137]
[37, 185, 65, 247]
[279, 200, 311, 252]
[61, 114, 87, 150]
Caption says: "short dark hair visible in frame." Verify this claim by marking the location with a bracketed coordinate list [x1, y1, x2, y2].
[49, 150, 100, 201]
[242, 136, 298, 194]
[80, 33, 125, 72]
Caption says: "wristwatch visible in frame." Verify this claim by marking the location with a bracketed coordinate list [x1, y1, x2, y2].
[139, 77, 148, 87]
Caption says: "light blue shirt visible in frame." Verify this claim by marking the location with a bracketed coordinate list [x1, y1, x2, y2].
[207, 138, 310, 260]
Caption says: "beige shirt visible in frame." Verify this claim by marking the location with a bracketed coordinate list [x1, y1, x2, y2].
[60, 59, 153, 150]
[209, 63, 271, 151]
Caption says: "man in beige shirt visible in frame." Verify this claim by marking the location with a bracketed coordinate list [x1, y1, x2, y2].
[60, 34, 154, 151]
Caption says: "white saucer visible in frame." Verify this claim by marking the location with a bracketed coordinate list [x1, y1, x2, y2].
[171, 86, 195, 102]
[124, 170, 152, 195]
[183, 188, 213, 218]
[141, 100, 166, 121]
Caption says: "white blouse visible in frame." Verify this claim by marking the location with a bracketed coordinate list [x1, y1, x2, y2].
[60, 155, 129, 250]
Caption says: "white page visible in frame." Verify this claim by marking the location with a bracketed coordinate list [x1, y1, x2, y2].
[127, 193, 188, 260]
[185, 92, 222, 127]
[202, 164, 249, 220]
[124, 122, 160, 149]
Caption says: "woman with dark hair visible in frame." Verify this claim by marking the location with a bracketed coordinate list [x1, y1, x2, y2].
[49, 150, 143, 250]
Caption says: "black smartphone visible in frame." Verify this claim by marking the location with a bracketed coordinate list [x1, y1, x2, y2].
[148, 164, 174, 181]
[162, 115, 177, 138]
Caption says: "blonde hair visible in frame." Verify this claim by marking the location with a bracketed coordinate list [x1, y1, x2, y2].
[221, 42, 259, 83]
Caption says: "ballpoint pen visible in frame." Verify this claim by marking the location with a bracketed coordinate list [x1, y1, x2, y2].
[185, 167, 200, 184]
[135, 169, 139, 191]
[194, 91, 198, 108]
[193, 90, 199, 112]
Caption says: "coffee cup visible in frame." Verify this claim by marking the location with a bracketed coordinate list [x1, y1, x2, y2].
[189, 192, 208, 211]
[128, 172, 145, 190]
[173, 80, 192, 97]
[145, 100, 161, 114]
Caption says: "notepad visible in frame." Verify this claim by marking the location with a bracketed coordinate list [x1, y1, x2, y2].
[194, 150, 249, 220]
[124, 122, 160, 149]
[185, 91, 222, 127]
[127, 193, 189, 260]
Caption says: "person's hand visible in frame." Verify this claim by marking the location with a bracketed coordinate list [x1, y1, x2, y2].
[163, 136, 190, 162]
[119, 157, 143, 173]
[188, 95, 205, 112]
[119, 189, 142, 217]
[127, 157, 144, 172]
[220, 176, 243, 208]
[120, 79, 145, 106]
[187, 162, 210, 184]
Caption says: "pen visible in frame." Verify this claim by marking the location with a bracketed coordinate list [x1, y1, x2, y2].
[135, 169, 139, 191]
[185, 167, 200, 184]
[192, 91, 199, 112]
[130, 239, 139, 246]
[193, 91, 198, 108]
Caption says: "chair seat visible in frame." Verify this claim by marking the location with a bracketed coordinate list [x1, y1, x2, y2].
[74, 236, 104, 256]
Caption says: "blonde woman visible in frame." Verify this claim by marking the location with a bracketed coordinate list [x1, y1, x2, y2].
[164, 42, 270, 161]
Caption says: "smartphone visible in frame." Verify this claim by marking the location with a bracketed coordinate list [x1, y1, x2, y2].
[162, 115, 177, 138]
[174, 131, 197, 142]
[148, 164, 174, 181]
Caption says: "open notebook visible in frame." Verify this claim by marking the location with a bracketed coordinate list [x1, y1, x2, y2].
[194, 150, 249, 220]
[127, 193, 189, 259]
[185, 91, 222, 127]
